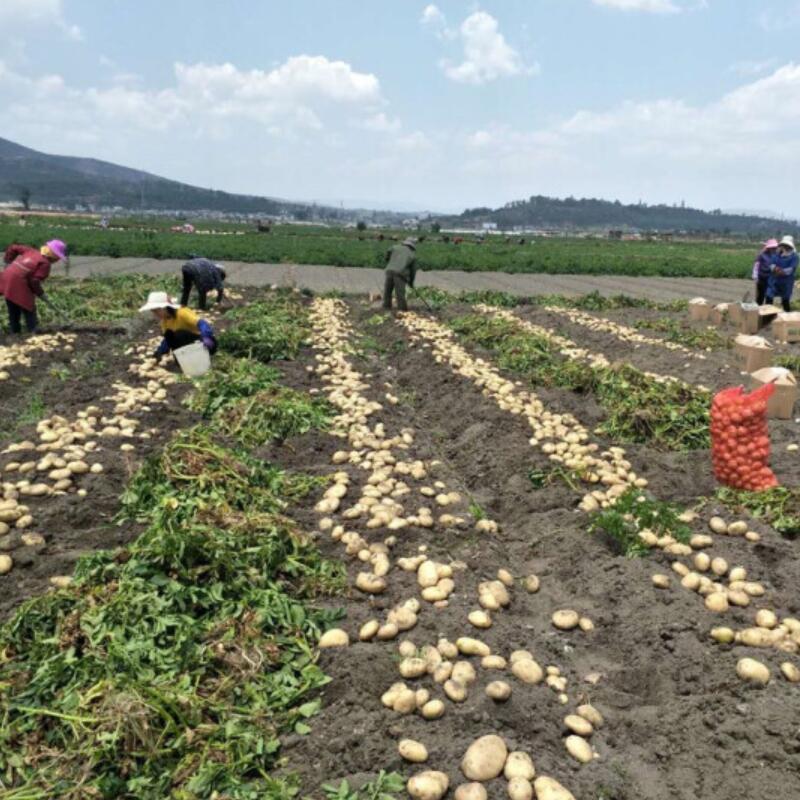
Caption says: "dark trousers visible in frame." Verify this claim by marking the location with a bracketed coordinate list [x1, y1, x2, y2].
[756, 278, 769, 306]
[180, 268, 208, 310]
[164, 329, 218, 355]
[6, 300, 37, 334]
[382, 272, 408, 311]
[766, 291, 792, 312]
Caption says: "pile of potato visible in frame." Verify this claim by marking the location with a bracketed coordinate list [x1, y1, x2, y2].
[541, 304, 702, 359]
[479, 305, 693, 390]
[0, 335, 179, 578]
[0, 332, 77, 381]
[397, 313, 645, 512]
[404, 734, 578, 800]
[306, 300, 610, 796]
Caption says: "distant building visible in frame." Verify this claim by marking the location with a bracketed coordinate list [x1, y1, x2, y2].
[482, 222, 498, 231]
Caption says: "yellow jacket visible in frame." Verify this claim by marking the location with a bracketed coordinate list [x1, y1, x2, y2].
[160, 306, 200, 336]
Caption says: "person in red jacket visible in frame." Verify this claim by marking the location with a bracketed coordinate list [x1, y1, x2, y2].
[1, 240, 68, 333]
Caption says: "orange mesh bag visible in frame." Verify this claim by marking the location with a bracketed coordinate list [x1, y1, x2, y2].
[711, 383, 778, 491]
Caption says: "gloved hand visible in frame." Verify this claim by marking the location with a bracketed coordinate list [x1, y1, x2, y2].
[201, 336, 214, 351]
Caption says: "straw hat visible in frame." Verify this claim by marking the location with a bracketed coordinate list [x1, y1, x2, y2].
[779, 235, 795, 251]
[139, 291, 179, 312]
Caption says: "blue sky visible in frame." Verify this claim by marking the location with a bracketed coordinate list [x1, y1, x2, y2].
[2, 0, 800, 216]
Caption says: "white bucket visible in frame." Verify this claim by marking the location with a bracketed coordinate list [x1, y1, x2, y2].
[173, 341, 211, 378]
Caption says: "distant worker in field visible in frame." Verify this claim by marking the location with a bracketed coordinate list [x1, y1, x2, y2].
[0, 240, 68, 334]
[383, 237, 417, 312]
[139, 291, 218, 362]
[767, 235, 798, 312]
[753, 238, 778, 305]
[180, 256, 226, 310]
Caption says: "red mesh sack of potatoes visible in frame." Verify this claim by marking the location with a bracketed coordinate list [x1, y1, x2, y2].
[711, 383, 778, 491]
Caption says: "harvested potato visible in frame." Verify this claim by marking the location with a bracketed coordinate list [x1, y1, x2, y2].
[524, 575, 540, 593]
[420, 699, 445, 720]
[399, 739, 429, 763]
[578, 617, 594, 632]
[564, 714, 593, 737]
[485, 681, 512, 701]
[576, 704, 604, 728]
[709, 516, 727, 534]
[711, 557, 728, 577]
[455, 784, 487, 800]
[504, 751, 535, 781]
[564, 735, 594, 764]
[461, 735, 508, 781]
[781, 662, 800, 683]
[400, 658, 428, 679]
[651, 574, 670, 589]
[533, 776, 576, 800]
[755, 609, 777, 629]
[49, 575, 72, 589]
[497, 568, 514, 587]
[452, 661, 477, 686]
[710, 627, 735, 644]
[508, 778, 533, 800]
[736, 657, 770, 686]
[511, 658, 544, 685]
[727, 520, 748, 536]
[318, 629, 349, 648]
[482, 655, 507, 670]
[552, 610, 580, 631]
[0, 554, 12, 575]
[705, 593, 729, 613]
[399, 640, 417, 658]
[359, 620, 379, 641]
[468, 610, 492, 629]
[457, 637, 491, 657]
[445, 679, 468, 703]
[407, 771, 449, 800]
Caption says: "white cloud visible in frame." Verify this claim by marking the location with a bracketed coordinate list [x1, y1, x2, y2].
[0, 0, 82, 39]
[729, 58, 779, 77]
[0, 54, 388, 145]
[441, 11, 534, 85]
[360, 112, 402, 132]
[420, 4, 446, 29]
[591, 0, 680, 13]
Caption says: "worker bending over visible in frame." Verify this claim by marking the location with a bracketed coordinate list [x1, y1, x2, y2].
[180, 256, 226, 310]
[139, 291, 218, 362]
[383, 238, 418, 312]
[1, 240, 68, 333]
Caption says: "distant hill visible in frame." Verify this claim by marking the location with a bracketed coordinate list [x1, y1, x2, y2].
[439, 195, 796, 235]
[0, 136, 330, 217]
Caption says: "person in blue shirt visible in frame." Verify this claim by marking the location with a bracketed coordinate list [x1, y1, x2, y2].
[753, 238, 778, 306]
[767, 235, 798, 312]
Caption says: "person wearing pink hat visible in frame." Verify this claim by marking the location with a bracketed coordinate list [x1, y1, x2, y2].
[753, 238, 778, 306]
[0, 239, 68, 333]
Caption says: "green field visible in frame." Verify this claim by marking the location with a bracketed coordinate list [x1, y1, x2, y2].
[0, 217, 760, 277]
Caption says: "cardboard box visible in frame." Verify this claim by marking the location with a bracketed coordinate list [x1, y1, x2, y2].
[689, 297, 711, 321]
[710, 303, 729, 326]
[773, 312, 800, 343]
[728, 303, 743, 324]
[739, 304, 760, 335]
[734, 334, 774, 372]
[750, 367, 798, 419]
[758, 304, 781, 329]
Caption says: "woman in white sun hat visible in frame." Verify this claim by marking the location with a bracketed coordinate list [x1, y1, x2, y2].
[767, 235, 798, 312]
[139, 290, 218, 362]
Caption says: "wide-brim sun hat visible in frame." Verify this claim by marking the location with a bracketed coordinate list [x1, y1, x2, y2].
[139, 290, 179, 313]
[780, 235, 796, 250]
[42, 239, 68, 261]
[763, 238, 779, 250]
[402, 238, 417, 249]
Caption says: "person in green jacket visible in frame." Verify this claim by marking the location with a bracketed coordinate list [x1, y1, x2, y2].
[383, 238, 417, 311]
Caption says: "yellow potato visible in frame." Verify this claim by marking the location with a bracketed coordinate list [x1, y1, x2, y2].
[511, 658, 544, 685]
[485, 681, 512, 701]
[576, 704, 604, 728]
[736, 657, 770, 686]
[461, 735, 508, 781]
[552, 610, 580, 630]
[564, 735, 594, 764]
[407, 771, 449, 800]
[318, 629, 349, 648]
[533, 777, 576, 800]
[507, 778, 533, 800]
[504, 751, 536, 781]
[399, 739, 429, 763]
[455, 784, 487, 800]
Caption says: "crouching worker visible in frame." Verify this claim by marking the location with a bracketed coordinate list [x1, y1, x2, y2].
[139, 291, 218, 362]
[180, 255, 226, 310]
[1, 240, 68, 333]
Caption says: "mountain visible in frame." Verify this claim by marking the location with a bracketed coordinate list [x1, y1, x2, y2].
[0, 136, 332, 217]
[438, 195, 796, 235]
